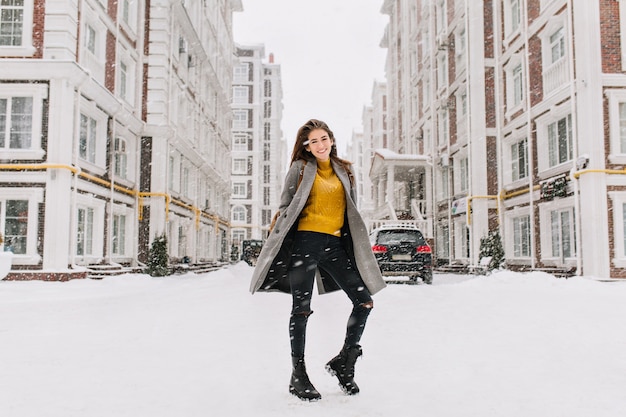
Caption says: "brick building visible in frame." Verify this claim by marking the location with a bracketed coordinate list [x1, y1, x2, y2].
[363, 0, 626, 278]
[0, 0, 242, 280]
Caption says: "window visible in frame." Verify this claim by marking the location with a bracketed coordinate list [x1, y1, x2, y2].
[511, 138, 528, 181]
[119, 60, 128, 101]
[549, 27, 565, 65]
[510, 0, 520, 33]
[232, 206, 246, 222]
[114, 137, 128, 179]
[620, 103, 626, 154]
[263, 187, 270, 205]
[513, 215, 531, 257]
[76, 207, 94, 256]
[548, 114, 573, 167]
[233, 63, 250, 83]
[79, 113, 97, 163]
[86, 25, 96, 54]
[233, 134, 248, 151]
[263, 165, 270, 183]
[504, 0, 521, 37]
[232, 87, 249, 104]
[3, 199, 27, 254]
[264, 100, 272, 118]
[0, 0, 24, 46]
[232, 229, 245, 245]
[438, 167, 449, 200]
[0, 96, 32, 149]
[438, 110, 448, 147]
[112, 214, 126, 255]
[233, 158, 247, 174]
[437, 224, 450, 259]
[512, 64, 523, 106]
[263, 143, 270, 161]
[437, 53, 448, 90]
[459, 157, 468, 192]
[550, 207, 576, 259]
[232, 182, 246, 198]
[233, 110, 248, 129]
[181, 166, 189, 197]
[264, 79, 272, 97]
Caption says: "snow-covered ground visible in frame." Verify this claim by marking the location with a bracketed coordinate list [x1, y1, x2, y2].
[1, 263, 625, 417]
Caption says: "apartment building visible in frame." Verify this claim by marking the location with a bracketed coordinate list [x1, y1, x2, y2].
[230, 45, 285, 249]
[372, 0, 626, 278]
[0, 0, 241, 280]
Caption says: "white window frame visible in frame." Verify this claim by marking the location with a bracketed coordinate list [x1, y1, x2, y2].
[535, 103, 573, 176]
[437, 52, 448, 92]
[540, 15, 569, 95]
[455, 25, 466, 73]
[112, 204, 134, 258]
[233, 133, 248, 151]
[453, 219, 469, 260]
[0, 0, 35, 56]
[233, 86, 248, 104]
[0, 188, 43, 265]
[504, 206, 532, 261]
[74, 193, 106, 265]
[79, 99, 107, 173]
[538, 197, 577, 267]
[81, 5, 107, 83]
[117, 48, 136, 106]
[232, 182, 246, 198]
[118, 0, 138, 37]
[455, 154, 469, 194]
[233, 110, 248, 130]
[232, 229, 246, 246]
[504, 0, 522, 41]
[504, 54, 524, 117]
[606, 90, 626, 164]
[504, 133, 529, 186]
[0, 83, 46, 159]
[233, 158, 247, 174]
[232, 206, 246, 223]
[233, 64, 250, 84]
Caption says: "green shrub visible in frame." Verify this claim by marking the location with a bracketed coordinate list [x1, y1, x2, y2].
[147, 233, 170, 277]
[479, 230, 505, 271]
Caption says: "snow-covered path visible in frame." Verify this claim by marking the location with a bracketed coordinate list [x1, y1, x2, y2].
[1, 263, 625, 416]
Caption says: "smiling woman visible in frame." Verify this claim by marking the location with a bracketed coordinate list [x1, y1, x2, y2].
[249, 119, 386, 401]
[233, 0, 387, 156]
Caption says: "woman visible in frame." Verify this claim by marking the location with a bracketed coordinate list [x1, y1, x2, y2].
[250, 119, 386, 401]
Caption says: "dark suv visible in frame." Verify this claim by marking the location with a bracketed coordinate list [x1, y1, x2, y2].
[369, 225, 433, 284]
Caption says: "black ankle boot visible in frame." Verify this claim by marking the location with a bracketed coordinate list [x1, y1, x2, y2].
[289, 357, 321, 401]
[325, 345, 363, 395]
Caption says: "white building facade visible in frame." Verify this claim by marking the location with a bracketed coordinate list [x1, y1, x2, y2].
[230, 45, 285, 249]
[0, 0, 241, 280]
[370, 0, 626, 279]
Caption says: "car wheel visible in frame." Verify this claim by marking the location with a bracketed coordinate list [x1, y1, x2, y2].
[422, 271, 433, 285]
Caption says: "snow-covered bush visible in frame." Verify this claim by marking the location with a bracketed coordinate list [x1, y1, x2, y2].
[479, 230, 504, 271]
[146, 233, 170, 277]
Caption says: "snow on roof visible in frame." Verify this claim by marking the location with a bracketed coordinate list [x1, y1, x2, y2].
[373, 148, 430, 161]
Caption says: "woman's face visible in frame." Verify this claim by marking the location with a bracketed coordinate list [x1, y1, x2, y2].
[305, 128, 333, 162]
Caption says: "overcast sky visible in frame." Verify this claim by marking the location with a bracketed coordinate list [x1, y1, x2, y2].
[233, 0, 388, 157]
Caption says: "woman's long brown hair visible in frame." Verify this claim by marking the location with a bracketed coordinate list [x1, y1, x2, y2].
[290, 119, 354, 185]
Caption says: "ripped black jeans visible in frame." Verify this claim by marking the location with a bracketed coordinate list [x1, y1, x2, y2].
[288, 231, 373, 358]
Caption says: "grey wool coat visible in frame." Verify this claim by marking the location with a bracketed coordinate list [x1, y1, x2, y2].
[249, 158, 386, 295]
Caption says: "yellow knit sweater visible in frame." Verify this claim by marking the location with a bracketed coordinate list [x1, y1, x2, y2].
[297, 159, 346, 237]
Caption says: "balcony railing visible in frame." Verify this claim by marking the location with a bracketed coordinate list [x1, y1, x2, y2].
[543, 58, 569, 96]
